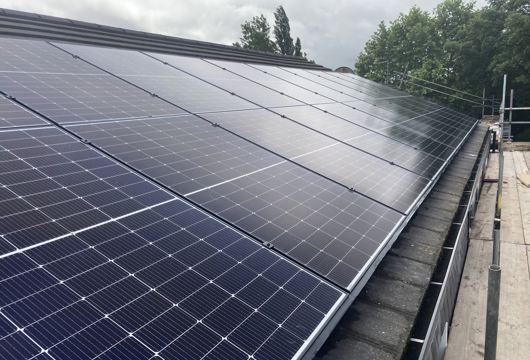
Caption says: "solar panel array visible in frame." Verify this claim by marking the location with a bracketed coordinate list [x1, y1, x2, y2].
[0, 37, 478, 360]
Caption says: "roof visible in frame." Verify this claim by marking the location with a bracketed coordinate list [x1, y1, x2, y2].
[0, 8, 483, 360]
[0, 7, 328, 70]
[316, 124, 488, 359]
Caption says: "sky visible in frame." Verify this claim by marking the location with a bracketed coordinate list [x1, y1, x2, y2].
[0, 0, 487, 69]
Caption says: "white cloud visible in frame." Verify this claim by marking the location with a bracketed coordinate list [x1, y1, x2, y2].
[0, 0, 487, 69]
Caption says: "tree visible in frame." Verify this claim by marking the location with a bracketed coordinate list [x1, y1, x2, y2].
[233, 14, 277, 53]
[273, 6, 294, 55]
[355, 0, 530, 138]
[294, 37, 303, 57]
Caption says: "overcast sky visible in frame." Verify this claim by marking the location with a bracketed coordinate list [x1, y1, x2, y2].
[0, 0, 487, 69]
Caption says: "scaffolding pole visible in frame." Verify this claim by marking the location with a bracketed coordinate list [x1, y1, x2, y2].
[484, 74, 506, 360]
[507, 90, 513, 140]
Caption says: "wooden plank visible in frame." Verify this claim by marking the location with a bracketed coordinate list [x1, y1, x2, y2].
[445, 239, 490, 360]
[517, 173, 530, 187]
[446, 151, 530, 360]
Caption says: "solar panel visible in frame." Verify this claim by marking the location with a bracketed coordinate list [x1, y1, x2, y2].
[0, 94, 49, 129]
[0, 127, 346, 360]
[0, 198, 345, 360]
[277, 105, 445, 178]
[147, 53, 304, 109]
[65, 116, 405, 288]
[0, 127, 174, 254]
[0, 39, 181, 123]
[202, 109, 430, 213]
[188, 161, 404, 288]
[65, 115, 281, 194]
[55, 43, 260, 114]
[0, 34, 479, 360]
[207, 59, 333, 105]
[303, 70, 407, 99]
[248, 64, 355, 102]
[315, 103, 458, 160]
[279, 67, 384, 101]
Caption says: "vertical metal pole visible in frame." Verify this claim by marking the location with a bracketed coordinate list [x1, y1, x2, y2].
[482, 88, 486, 118]
[485, 74, 507, 360]
[485, 263, 501, 360]
[496, 74, 507, 219]
[492, 95, 495, 116]
[508, 90, 514, 141]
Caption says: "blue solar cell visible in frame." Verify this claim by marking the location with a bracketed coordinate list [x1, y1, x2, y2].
[0, 330, 42, 359]
[0, 197, 344, 359]
[0, 127, 174, 254]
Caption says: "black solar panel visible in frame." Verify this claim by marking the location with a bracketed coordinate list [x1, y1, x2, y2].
[0, 95, 49, 129]
[148, 53, 304, 109]
[188, 161, 403, 288]
[277, 105, 445, 178]
[202, 109, 430, 213]
[65, 116, 281, 194]
[65, 116, 405, 288]
[55, 43, 259, 114]
[249, 64, 354, 102]
[0, 39, 182, 124]
[0, 34, 479, 360]
[315, 103, 458, 160]
[0, 127, 346, 360]
[279, 67, 381, 101]
[208, 60, 333, 105]
[300, 69, 407, 99]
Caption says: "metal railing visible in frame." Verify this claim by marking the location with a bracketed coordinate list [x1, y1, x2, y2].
[418, 133, 490, 360]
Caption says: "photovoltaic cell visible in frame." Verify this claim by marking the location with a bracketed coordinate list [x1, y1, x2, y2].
[0, 127, 174, 254]
[203, 109, 430, 213]
[315, 103, 458, 160]
[65, 115, 406, 287]
[0, 38, 100, 74]
[0, 34, 479, 360]
[0, 199, 345, 359]
[0, 72, 182, 124]
[207, 59, 334, 105]
[148, 52, 304, 108]
[65, 115, 281, 194]
[55, 43, 259, 114]
[309, 70, 407, 99]
[249, 64, 354, 102]
[189, 161, 403, 288]
[280, 67, 382, 102]
[0, 94, 49, 129]
[0, 38, 181, 123]
[277, 105, 445, 178]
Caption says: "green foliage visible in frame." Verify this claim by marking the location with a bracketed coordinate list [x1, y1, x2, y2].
[294, 37, 303, 57]
[233, 14, 277, 53]
[274, 6, 295, 55]
[234, 6, 308, 58]
[355, 0, 530, 114]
